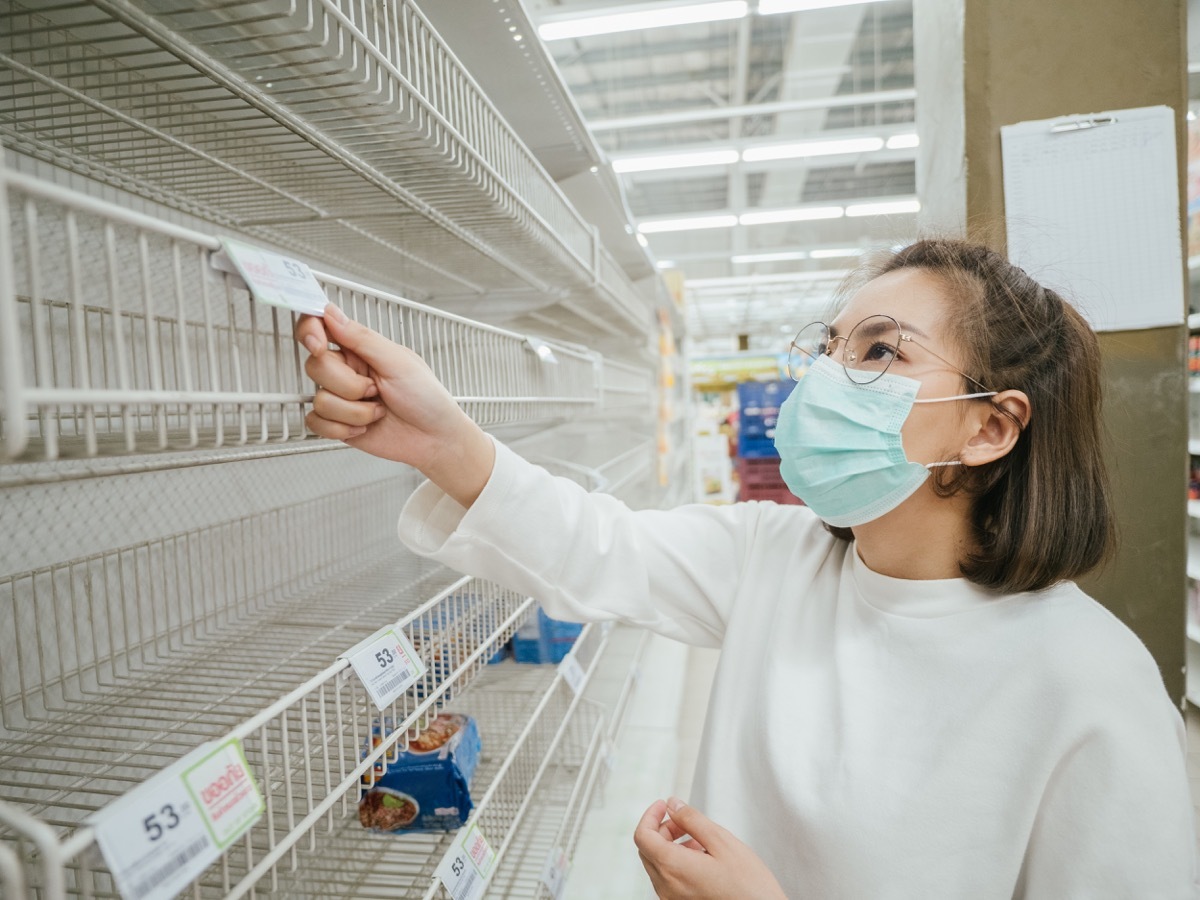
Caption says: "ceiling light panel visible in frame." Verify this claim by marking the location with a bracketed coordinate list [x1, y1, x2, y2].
[612, 148, 740, 174]
[759, 0, 891, 14]
[538, 1, 748, 41]
[742, 136, 885, 163]
[637, 214, 740, 234]
[844, 199, 921, 217]
[739, 206, 844, 225]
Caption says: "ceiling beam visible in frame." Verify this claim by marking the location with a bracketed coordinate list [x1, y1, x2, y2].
[588, 87, 914, 131]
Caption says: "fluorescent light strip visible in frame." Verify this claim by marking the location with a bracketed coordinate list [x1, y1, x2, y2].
[739, 205, 844, 225]
[638, 198, 916, 234]
[845, 199, 921, 217]
[687, 270, 849, 288]
[809, 247, 864, 259]
[612, 148, 740, 174]
[539, 1, 747, 41]
[656, 260, 677, 269]
[732, 251, 809, 263]
[760, 0, 891, 14]
[638, 214, 739, 234]
[886, 133, 919, 150]
[742, 136, 884, 162]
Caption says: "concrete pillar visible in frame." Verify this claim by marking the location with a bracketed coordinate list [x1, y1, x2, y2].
[914, 0, 1188, 702]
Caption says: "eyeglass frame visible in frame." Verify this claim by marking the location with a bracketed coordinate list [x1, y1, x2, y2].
[787, 314, 994, 393]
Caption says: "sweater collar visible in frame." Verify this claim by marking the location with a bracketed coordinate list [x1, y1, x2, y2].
[848, 545, 1002, 617]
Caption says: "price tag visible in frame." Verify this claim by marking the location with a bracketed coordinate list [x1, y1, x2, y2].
[539, 845, 570, 899]
[340, 626, 425, 711]
[558, 653, 586, 697]
[215, 238, 329, 316]
[435, 823, 496, 900]
[603, 738, 618, 775]
[91, 738, 263, 900]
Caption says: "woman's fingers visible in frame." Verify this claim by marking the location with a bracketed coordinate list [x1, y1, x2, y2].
[662, 799, 726, 856]
[312, 390, 386, 428]
[305, 347, 377, 401]
[305, 410, 367, 441]
[633, 800, 670, 855]
[295, 314, 329, 357]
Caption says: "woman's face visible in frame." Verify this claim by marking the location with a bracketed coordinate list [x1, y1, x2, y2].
[827, 268, 979, 467]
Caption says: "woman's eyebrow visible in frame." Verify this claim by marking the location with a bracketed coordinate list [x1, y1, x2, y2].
[828, 319, 930, 339]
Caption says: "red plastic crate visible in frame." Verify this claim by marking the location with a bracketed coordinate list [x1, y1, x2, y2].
[737, 456, 785, 487]
[739, 484, 803, 504]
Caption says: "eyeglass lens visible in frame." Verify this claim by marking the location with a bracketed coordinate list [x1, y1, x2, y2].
[789, 315, 902, 384]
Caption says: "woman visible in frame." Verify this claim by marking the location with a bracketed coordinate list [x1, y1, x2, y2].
[297, 240, 1195, 898]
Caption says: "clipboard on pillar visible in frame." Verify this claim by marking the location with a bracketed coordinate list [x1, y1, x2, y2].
[1000, 105, 1184, 332]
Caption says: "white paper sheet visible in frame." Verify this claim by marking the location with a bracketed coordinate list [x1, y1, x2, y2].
[1000, 105, 1184, 332]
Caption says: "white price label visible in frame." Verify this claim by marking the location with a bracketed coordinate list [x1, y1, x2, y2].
[603, 738, 618, 775]
[435, 823, 496, 900]
[341, 626, 425, 711]
[559, 653, 586, 697]
[91, 738, 263, 900]
[540, 845, 570, 899]
[216, 238, 329, 316]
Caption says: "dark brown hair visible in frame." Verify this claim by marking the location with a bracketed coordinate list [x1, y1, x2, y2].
[824, 238, 1115, 594]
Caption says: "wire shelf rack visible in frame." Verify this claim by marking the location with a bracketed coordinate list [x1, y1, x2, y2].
[0, 0, 652, 336]
[0, 165, 654, 462]
[0, 469, 547, 896]
[0, 627, 611, 899]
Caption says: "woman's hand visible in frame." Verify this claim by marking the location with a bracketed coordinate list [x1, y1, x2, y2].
[295, 304, 495, 507]
[633, 798, 788, 900]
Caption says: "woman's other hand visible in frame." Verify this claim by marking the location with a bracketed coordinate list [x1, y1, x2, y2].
[295, 304, 494, 507]
[633, 798, 788, 899]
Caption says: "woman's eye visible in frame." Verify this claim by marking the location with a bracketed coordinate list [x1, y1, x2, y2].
[863, 341, 898, 362]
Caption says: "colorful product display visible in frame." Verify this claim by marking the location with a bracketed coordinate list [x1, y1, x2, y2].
[358, 714, 481, 833]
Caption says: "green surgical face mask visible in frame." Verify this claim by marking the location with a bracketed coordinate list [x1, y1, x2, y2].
[774, 355, 995, 526]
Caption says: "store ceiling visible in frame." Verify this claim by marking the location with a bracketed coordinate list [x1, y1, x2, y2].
[524, 0, 919, 353]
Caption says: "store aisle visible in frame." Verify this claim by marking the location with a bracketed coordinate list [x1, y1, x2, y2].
[566, 638, 719, 900]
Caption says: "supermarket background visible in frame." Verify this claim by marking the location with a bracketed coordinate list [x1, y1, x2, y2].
[0, 0, 1198, 898]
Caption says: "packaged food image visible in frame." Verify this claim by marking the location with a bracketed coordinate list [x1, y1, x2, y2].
[358, 713, 482, 833]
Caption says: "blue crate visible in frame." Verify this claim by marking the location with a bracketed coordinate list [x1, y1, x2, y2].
[512, 607, 583, 664]
[737, 434, 780, 459]
[737, 381, 794, 441]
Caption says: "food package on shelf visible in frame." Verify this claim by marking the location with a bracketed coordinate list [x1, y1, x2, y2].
[358, 713, 482, 833]
[512, 605, 583, 664]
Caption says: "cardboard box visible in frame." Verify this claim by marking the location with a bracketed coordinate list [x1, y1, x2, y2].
[358, 713, 481, 833]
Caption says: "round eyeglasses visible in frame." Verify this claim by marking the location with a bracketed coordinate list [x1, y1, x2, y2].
[787, 314, 991, 390]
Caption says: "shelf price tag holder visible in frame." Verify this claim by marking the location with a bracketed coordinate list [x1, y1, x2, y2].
[558, 652, 586, 697]
[540, 845, 571, 899]
[434, 822, 496, 900]
[340, 626, 425, 711]
[90, 737, 264, 900]
[212, 238, 329, 316]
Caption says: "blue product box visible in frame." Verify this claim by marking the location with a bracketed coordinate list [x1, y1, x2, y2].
[358, 713, 481, 833]
[512, 607, 583, 664]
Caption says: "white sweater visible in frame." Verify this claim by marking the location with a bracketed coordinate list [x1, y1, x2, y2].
[397, 440, 1196, 899]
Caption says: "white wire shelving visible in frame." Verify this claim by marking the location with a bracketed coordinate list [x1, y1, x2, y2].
[0, 430, 658, 898]
[487, 627, 650, 900]
[0, 163, 653, 463]
[0, 0, 652, 339]
[0, 619, 614, 898]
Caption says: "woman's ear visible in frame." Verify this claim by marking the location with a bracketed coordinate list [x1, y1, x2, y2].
[961, 390, 1030, 466]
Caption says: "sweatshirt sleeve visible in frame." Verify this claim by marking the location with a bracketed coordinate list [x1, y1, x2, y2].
[396, 438, 781, 647]
[1016, 658, 1198, 899]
